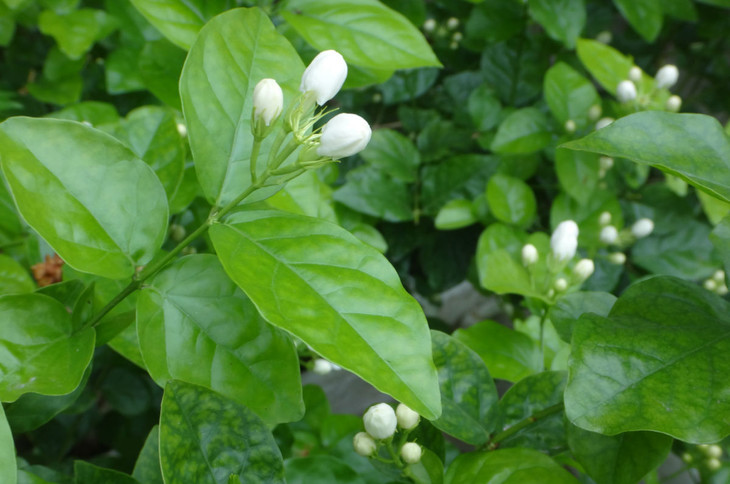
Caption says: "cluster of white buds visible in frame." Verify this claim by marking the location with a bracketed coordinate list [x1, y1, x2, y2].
[631, 218, 654, 239]
[698, 444, 724, 472]
[551, 220, 579, 262]
[703, 270, 728, 296]
[355, 403, 422, 464]
[616, 80, 637, 103]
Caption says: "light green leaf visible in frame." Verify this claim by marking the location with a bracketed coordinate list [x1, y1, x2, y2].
[430, 331, 498, 445]
[565, 276, 730, 443]
[544, 62, 599, 126]
[333, 167, 413, 222]
[38, 8, 117, 59]
[491, 107, 551, 154]
[0, 405, 15, 484]
[453, 320, 541, 383]
[138, 39, 186, 110]
[281, 0, 440, 70]
[129, 0, 231, 50]
[434, 200, 477, 231]
[46, 101, 119, 125]
[555, 149, 600, 205]
[445, 448, 579, 484]
[468, 85, 502, 132]
[563, 112, 730, 203]
[698, 189, 730, 225]
[613, 0, 663, 42]
[575, 39, 635, 95]
[160, 380, 285, 484]
[210, 210, 441, 419]
[486, 174, 536, 228]
[0, 293, 94, 402]
[137, 254, 303, 424]
[0, 254, 33, 295]
[528, 0, 585, 48]
[360, 129, 420, 183]
[132, 426, 163, 484]
[567, 425, 672, 484]
[548, 291, 616, 342]
[105, 46, 146, 94]
[74, 461, 139, 484]
[265, 169, 336, 221]
[284, 456, 364, 484]
[0, 118, 168, 279]
[180, 8, 304, 206]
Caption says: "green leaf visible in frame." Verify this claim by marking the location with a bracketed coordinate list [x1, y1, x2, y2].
[47, 101, 119, 125]
[575, 39, 635, 95]
[26, 47, 84, 105]
[453, 320, 541, 383]
[698, 190, 730, 225]
[480, 39, 548, 106]
[465, 0, 525, 44]
[563, 112, 730, 204]
[555, 149, 600, 205]
[0, 405, 15, 484]
[74, 461, 139, 484]
[486, 174, 536, 228]
[333, 166, 413, 222]
[284, 456, 364, 484]
[434, 200, 477, 231]
[430, 331, 498, 445]
[378, 68, 439, 105]
[360, 129, 420, 183]
[210, 210, 441, 419]
[0, 118, 169, 279]
[548, 291, 616, 342]
[105, 46, 146, 94]
[421, 154, 499, 215]
[132, 426, 163, 484]
[38, 9, 117, 59]
[544, 62, 599, 126]
[265, 169, 336, 221]
[0, 254, 33, 295]
[565, 276, 730, 443]
[613, 0, 663, 42]
[0, 293, 94, 402]
[180, 8, 304, 206]
[496, 371, 567, 453]
[528, 0, 585, 48]
[281, 0, 440, 70]
[138, 39, 186, 110]
[567, 425, 672, 484]
[160, 380, 285, 484]
[407, 448, 444, 484]
[468, 85, 502, 132]
[129, 0, 230, 50]
[137, 254, 303, 424]
[491, 107, 551, 155]
[445, 448, 580, 484]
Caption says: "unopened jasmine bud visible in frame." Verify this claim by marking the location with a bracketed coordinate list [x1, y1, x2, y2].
[596, 31, 612, 44]
[522, 243, 538, 266]
[363, 403, 397, 440]
[573, 259, 595, 281]
[655, 64, 679, 89]
[564, 119, 576, 133]
[312, 358, 333, 375]
[169, 224, 186, 242]
[714, 270, 725, 283]
[551, 220, 579, 262]
[706, 445, 723, 458]
[599, 211, 612, 226]
[600, 225, 618, 244]
[176, 123, 187, 137]
[353, 432, 376, 456]
[300, 50, 348, 106]
[599, 156, 614, 171]
[616, 80, 637, 103]
[554, 278, 568, 291]
[423, 18, 436, 33]
[704, 279, 718, 292]
[666, 95, 682, 112]
[401, 442, 422, 464]
[253, 78, 283, 127]
[452, 32, 463, 42]
[596, 117, 614, 130]
[631, 218, 654, 238]
[628, 66, 642, 82]
[609, 252, 626, 265]
[396, 403, 420, 430]
[317, 113, 372, 159]
[718, 284, 729, 295]
[446, 17, 459, 30]
[588, 104, 602, 121]
[707, 458, 722, 471]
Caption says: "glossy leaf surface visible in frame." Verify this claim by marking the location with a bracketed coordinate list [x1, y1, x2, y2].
[0, 405, 15, 484]
[445, 448, 579, 484]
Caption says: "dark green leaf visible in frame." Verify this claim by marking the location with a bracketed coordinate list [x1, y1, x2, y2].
[360, 129, 420, 183]
[0, 405, 15, 484]
[74, 461, 139, 484]
[468, 85, 502, 132]
[38, 9, 116, 59]
[555, 149, 600, 205]
[480, 39, 547, 106]
[333, 166, 413, 222]
[613, 0, 663, 42]
[544, 62, 599, 126]
[465, 0, 525, 45]
[284, 456, 365, 484]
[528, 0, 585, 48]
[434, 200, 477, 231]
[421, 154, 499, 215]
[378, 68, 439, 105]
[132, 426, 163, 484]
[486, 174, 536, 228]
[491, 107, 551, 155]
[548, 291, 616, 342]
[105, 46, 145, 94]
[138, 39, 186, 109]
[445, 448, 579, 484]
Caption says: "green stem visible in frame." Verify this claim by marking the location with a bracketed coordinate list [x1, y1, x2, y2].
[485, 402, 564, 450]
[538, 310, 548, 371]
[249, 138, 262, 184]
[385, 439, 405, 469]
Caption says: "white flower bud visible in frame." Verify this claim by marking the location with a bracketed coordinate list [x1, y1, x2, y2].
[423, 18, 436, 33]
[363, 403, 397, 440]
[452, 32, 463, 42]
[573, 259, 595, 282]
[666, 95, 682, 112]
[655, 64, 679, 89]
[176, 123, 187, 137]
[522, 243, 538, 266]
[554, 278, 568, 291]
[609, 252, 626, 265]
[682, 452, 693, 464]
[317, 113, 372, 159]
[599, 211, 612, 226]
[631, 218, 654, 238]
[446, 17, 459, 30]
[596, 31, 612, 44]
[396, 403, 420, 430]
[312, 358, 333, 375]
[628, 66, 642, 82]
[300, 50, 348, 106]
[400, 442, 422, 464]
[616, 80, 637, 103]
[564, 119, 576, 133]
[600, 225, 618, 244]
[596, 117, 614, 130]
[718, 284, 729, 296]
[707, 457, 722, 471]
[353, 432, 376, 456]
[253, 78, 283, 127]
[588, 104, 602, 121]
[713, 270, 725, 283]
[704, 279, 718, 292]
[551, 220, 579, 262]
[599, 156, 614, 171]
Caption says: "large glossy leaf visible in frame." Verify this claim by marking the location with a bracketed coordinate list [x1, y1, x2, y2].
[210, 209, 441, 419]
[180, 8, 304, 206]
[0, 117, 168, 279]
[565, 276, 730, 443]
[160, 380, 285, 484]
[129, 0, 231, 49]
[567, 425, 672, 484]
[564, 112, 730, 203]
[137, 254, 303, 424]
[445, 448, 580, 484]
[0, 254, 34, 295]
[281, 0, 440, 70]
[0, 405, 15, 484]
[548, 291, 616, 342]
[430, 331, 498, 445]
[0, 293, 94, 402]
